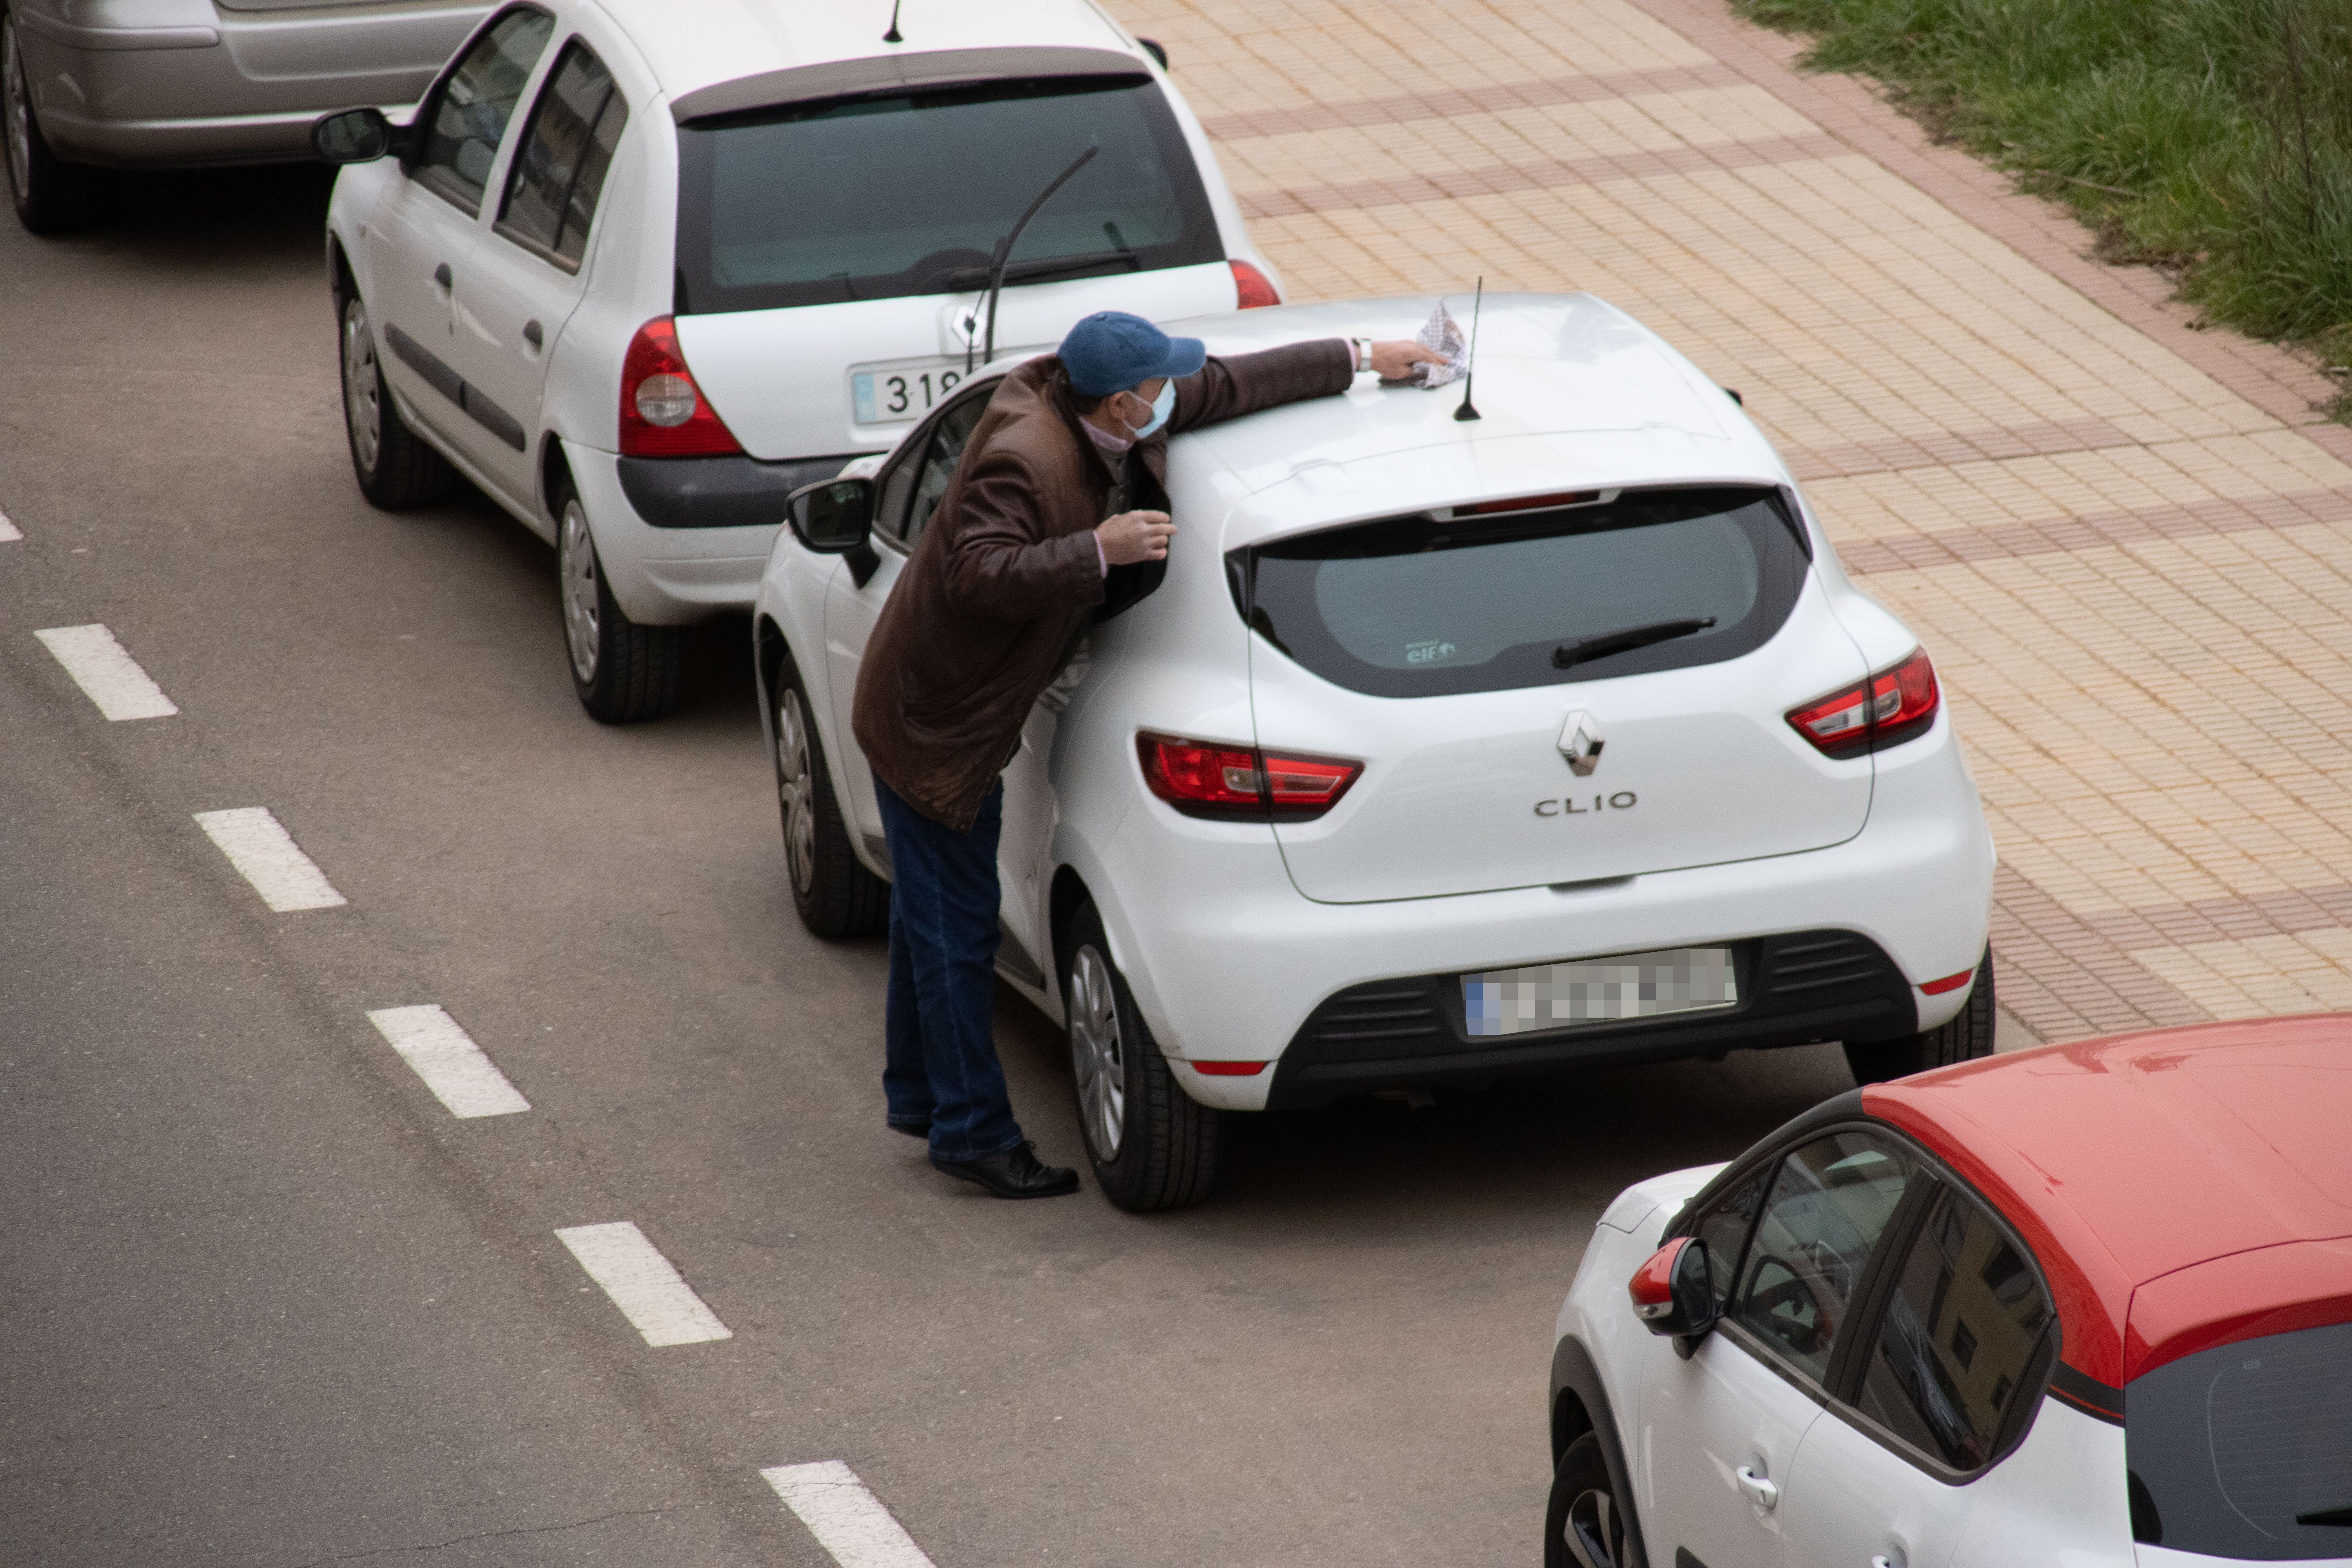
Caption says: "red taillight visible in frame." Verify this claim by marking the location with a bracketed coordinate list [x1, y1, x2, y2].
[1189, 1060, 1267, 1076]
[619, 316, 743, 458]
[1919, 967, 1976, 995]
[1136, 732, 1360, 819]
[1785, 647, 1940, 757]
[1628, 1236, 1691, 1319]
[1230, 260, 1281, 309]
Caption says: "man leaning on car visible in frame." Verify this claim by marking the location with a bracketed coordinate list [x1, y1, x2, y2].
[851, 310, 1443, 1200]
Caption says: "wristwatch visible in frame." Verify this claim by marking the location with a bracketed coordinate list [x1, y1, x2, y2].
[1352, 337, 1373, 373]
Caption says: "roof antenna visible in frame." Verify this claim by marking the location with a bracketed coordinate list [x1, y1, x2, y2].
[1453, 276, 1483, 422]
[973, 144, 1098, 371]
[882, 0, 903, 43]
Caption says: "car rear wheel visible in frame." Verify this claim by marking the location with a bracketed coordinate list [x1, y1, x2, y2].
[556, 485, 681, 723]
[2, 9, 102, 235]
[1063, 901, 1220, 1212]
[1546, 1432, 1633, 1568]
[771, 653, 886, 938]
[1845, 946, 1995, 1085]
[339, 292, 459, 510]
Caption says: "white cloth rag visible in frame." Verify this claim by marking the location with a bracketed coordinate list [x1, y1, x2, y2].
[1413, 301, 1470, 388]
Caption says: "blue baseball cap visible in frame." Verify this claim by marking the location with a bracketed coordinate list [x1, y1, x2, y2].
[1058, 311, 1206, 398]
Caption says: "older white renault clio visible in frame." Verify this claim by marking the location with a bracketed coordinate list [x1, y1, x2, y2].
[316, 0, 1277, 720]
[755, 294, 1999, 1212]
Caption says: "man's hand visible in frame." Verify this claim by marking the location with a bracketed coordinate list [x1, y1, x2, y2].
[1367, 339, 1448, 382]
[1098, 509, 1175, 565]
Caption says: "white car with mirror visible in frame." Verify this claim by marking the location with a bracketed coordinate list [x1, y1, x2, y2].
[315, 0, 1277, 720]
[753, 293, 1999, 1212]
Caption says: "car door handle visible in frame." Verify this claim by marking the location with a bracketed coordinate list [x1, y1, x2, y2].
[1734, 1465, 1778, 1509]
[522, 319, 543, 348]
[433, 262, 453, 289]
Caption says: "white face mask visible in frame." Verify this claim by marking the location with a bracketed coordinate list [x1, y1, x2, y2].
[1124, 379, 1176, 441]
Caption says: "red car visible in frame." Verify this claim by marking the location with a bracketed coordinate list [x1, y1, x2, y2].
[1547, 1014, 2352, 1568]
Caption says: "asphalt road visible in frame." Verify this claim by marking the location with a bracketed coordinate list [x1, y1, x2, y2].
[2, 167, 1875, 1567]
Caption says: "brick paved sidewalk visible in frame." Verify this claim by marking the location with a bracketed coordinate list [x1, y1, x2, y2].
[1108, 0, 2352, 1045]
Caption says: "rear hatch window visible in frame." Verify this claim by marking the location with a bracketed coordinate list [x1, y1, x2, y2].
[2127, 1318, 2352, 1561]
[1239, 486, 1809, 699]
[674, 75, 1220, 314]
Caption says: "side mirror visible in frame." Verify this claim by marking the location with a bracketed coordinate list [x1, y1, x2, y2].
[786, 476, 875, 554]
[312, 107, 397, 164]
[1628, 1236, 1717, 1343]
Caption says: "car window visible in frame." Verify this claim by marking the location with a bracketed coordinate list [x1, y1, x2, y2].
[672, 76, 1219, 313]
[2125, 1318, 2352, 1561]
[497, 39, 628, 270]
[416, 9, 556, 215]
[891, 392, 991, 549]
[1726, 1132, 1915, 1383]
[1854, 1189, 2052, 1470]
[1242, 486, 1809, 699]
[1690, 1165, 1770, 1307]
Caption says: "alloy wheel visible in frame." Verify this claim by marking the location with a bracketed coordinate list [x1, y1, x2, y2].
[3, 17, 29, 204]
[775, 688, 817, 893]
[1563, 1486, 1622, 1568]
[559, 499, 600, 683]
[341, 298, 382, 475]
[1068, 945, 1125, 1160]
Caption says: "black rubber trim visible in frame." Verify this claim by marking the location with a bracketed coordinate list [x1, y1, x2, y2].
[615, 454, 870, 529]
[1548, 1336, 1655, 1568]
[2049, 1361, 2125, 1425]
[381, 324, 525, 451]
[672, 45, 1145, 124]
[1265, 929, 1915, 1109]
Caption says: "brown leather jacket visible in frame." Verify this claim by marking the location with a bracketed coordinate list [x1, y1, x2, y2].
[852, 339, 1354, 831]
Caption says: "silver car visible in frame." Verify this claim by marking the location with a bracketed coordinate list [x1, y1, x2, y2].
[2, 0, 485, 232]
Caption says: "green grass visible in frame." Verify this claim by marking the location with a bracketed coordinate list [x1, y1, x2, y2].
[1737, 0, 2352, 392]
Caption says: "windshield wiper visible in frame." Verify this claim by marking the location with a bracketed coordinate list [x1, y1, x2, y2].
[2298, 1505, 2352, 1527]
[937, 247, 1142, 292]
[1552, 617, 1716, 670]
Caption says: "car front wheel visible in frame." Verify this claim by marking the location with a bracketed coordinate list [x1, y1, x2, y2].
[771, 653, 886, 938]
[1546, 1432, 1635, 1568]
[1063, 901, 1221, 1212]
[1845, 945, 1995, 1084]
[2, 7, 101, 234]
[556, 485, 681, 723]
[339, 291, 459, 509]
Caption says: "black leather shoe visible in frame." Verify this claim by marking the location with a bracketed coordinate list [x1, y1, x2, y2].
[931, 1141, 1080, 1199]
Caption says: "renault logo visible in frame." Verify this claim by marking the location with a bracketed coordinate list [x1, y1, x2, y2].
[1558, 710, 1603, 777]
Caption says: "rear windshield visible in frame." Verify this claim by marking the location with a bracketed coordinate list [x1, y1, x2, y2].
[673, 76, 1220, 314]
[2127, 1318, 2352, 1560]
[1236, 487, 1809, 698]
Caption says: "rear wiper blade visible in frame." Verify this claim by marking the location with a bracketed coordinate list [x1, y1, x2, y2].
[938, 247, 1142, 290]
[1552, 617, 1715, 670]
[2298, 1505, 2352, 1526]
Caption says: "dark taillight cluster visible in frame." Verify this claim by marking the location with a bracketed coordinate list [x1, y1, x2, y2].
[1229, 260, 1280, 309]
[1786, 647, 1940, 757]
[619, 316, 743, 458]
[1137, 732, 1359, 820]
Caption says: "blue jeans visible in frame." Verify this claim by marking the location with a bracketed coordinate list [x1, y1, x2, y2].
[875, 778, 1024, 1164]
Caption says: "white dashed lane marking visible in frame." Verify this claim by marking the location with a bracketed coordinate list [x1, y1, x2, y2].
[367, 1005, 530, 1118]
[762, 1463, 940, 1568]
[554, 1221, 732, 1346]
[0, 509, 20, 541]
[34, 624, 178, 720]
[193, 807, 348, 912]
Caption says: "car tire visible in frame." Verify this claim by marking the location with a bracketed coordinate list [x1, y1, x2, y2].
[1844, 945, 1995, 1085]
[339, 291, 460, 510]
[2, 9, 103, 235]
[1062, 901, 1221, 1212]
[555, 479, 681, 723]
[1546, 1432, 1636, 1568]
[771, 651, 886, 938]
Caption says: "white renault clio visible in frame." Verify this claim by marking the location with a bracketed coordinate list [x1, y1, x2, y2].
[753, 294, 1998, 1212]
[314, 0, 1278, 720]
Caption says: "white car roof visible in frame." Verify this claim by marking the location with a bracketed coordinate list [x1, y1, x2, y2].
[1160, 295, 1795, 548]
[594, 0, 1143, 112]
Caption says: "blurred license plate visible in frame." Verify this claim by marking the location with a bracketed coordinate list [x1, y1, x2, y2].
[1463, 946, 1737, 1037]
[851, 359, 970, 425]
